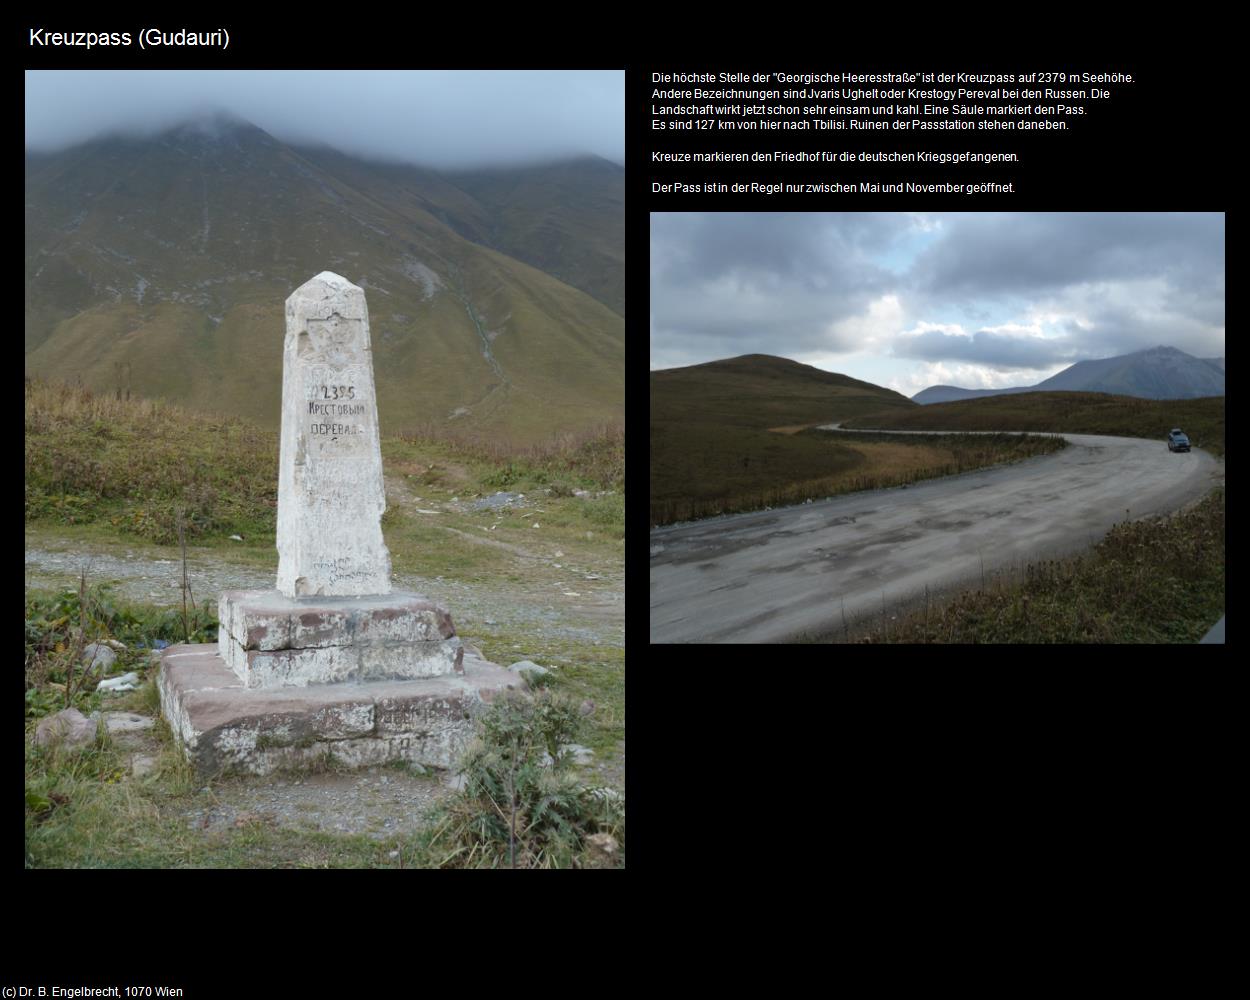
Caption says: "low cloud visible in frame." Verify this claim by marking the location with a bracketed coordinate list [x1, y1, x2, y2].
[650, 213, 1224, 382]
[25, 70, 624, 168]
[894, 327, 1076, 369]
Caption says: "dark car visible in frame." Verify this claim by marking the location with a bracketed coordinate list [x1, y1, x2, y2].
[1167, 428, 1190, 452]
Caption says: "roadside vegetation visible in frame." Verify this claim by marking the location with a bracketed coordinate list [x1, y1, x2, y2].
[651, 428, 1066, 526]
[807, 487, 1225, 644]
[25, 377, 278, 544]
[843, 391, 1226, 457]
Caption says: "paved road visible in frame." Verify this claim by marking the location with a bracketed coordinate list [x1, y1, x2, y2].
[649, 430, 1220, 643]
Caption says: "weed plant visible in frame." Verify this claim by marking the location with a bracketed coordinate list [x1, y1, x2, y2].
[422, 683, 624, 869]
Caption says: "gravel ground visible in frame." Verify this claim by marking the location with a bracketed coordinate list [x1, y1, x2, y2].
[27, 509, 625, 839]
[23, 544, 623, 650]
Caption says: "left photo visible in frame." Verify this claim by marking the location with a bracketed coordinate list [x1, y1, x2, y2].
[25, 69, 625, 869]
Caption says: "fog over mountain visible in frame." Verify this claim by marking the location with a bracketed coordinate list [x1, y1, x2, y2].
[25, 70, 624, 169]
[25, 113, 623, 442]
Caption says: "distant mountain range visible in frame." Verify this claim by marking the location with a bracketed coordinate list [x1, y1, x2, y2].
[24, 113, 623, 443]
[913, 346, 1225, 404]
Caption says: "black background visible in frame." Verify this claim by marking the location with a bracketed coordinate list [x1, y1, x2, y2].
[20, 21, 1232, 897]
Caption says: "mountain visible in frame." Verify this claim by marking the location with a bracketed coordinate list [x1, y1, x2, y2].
[912, 346, 1225, 404]
[651, 353, 916, 429]
[24, 114, 623, 444]
[1034, 346, 1224, 397]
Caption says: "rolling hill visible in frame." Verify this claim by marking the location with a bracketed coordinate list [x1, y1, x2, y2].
[24, 113, 623, 444]
[651, 353, 915, 429]
[649, 354, 919, 522]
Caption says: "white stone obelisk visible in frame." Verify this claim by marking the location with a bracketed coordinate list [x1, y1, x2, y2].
[276, 272, 391, 597]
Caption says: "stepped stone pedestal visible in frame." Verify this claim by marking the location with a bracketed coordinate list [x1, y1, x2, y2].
[158, 643, 517, 776]
[218, 589, 463, 688]
[159, 272, 521, 775]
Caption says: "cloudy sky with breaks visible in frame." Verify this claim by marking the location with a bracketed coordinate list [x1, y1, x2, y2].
[25, 70, 624, 168]
[650, 213, 1225, 396]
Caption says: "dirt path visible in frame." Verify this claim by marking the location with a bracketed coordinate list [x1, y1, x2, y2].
[24, 535, 623, 650]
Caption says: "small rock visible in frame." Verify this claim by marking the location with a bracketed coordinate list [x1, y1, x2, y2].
[508, 660, 549, 678]
[579, 699, 596, 717]
[97, 671, 140, 693]
[554, 551, 564, 558]
[484, 618, 497, 626]
[102, 712, 155, 734]
[229, 534, 244, 542]
[34, 708, 97, 749]
[130, 754, 158, 778]
[81, 643, 117, 673]
[103, 639, 126, 651]
[444, 773, 466, 792]
[587, 832, 619, 857]
[388, 850, 400, 859]
[532, 523, 540, 529]
[562, 743, 595, 764]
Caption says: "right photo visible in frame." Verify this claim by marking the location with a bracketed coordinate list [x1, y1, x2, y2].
[649, 212, 1225, 644]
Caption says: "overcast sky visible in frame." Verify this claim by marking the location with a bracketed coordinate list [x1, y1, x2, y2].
[25, 70, 623, 168]
[650, 213, 1226, 396]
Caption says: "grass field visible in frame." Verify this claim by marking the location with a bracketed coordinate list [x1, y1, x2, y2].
[25, 377, 623, 548]
[805, 487, 1225, 644]
[844, 391, 1226, 457]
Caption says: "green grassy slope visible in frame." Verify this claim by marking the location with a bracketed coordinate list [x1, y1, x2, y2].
[445, 157, 625, 317]
[651, 354, 916, 430]
[24, 123, 622, 445]
[821, 487, 1225, 645]
[844, 391, 1226, 457]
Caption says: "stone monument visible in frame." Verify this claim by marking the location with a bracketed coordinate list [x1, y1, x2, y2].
[158, 272, 516, 775]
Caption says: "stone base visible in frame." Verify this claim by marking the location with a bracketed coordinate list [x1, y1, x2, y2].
[218, 589, 462, 688]
[158, 643, 521, 776]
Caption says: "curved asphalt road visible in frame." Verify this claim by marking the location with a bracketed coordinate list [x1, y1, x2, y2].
[649, 429, 1221, 643]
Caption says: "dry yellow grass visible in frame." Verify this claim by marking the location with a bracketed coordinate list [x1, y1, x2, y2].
[843, 440, 957, 476]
